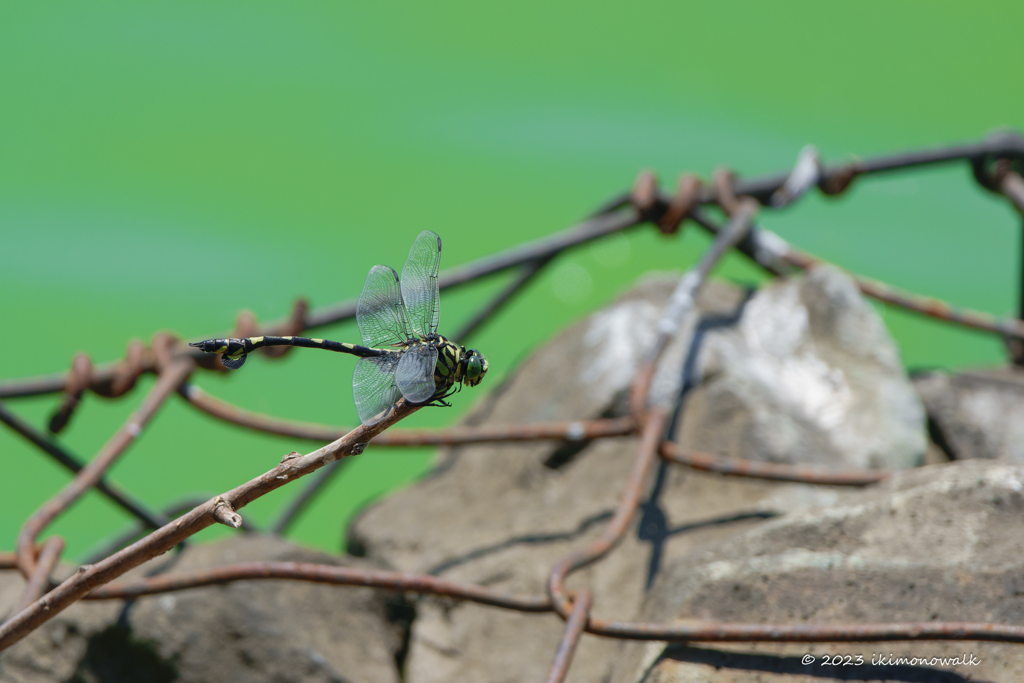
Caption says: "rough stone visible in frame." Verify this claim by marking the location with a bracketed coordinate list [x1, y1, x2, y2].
[348, 271, 920, 683]
[611, 459, 1024, 683]
[674, 265, 925, 469]
[914, 366, 1024, 462]
[0, 535, 408, 683]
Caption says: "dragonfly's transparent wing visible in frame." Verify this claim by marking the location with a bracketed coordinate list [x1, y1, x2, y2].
[358, 265, 412, 348]
[400, 230, 442, 338]
[395, 343, 437, 403]
[352, 353, 402, 426]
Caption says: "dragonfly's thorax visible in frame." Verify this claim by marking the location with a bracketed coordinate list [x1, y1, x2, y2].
[421, 335, 489, 394]
[431, 335, 463, 393]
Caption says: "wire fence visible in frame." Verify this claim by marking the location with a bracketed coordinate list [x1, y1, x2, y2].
[3, 131, 1024, 680]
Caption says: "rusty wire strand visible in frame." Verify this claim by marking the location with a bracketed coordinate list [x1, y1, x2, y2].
[544, 204, 749, 620]
[14, 357, 195, 583]
[453, 255, 554, 344]
[0, 400, 168, 529]
[583, 617, 1024, 643]
[181, 380, 890, 488]
[181, 374, 891, 489]
[39, 556, 1024, 645]
[47, 353, 92, 434]
[631, 200, 757, 417]
[9, 537, 64, 616]
[181, 381, 635, 445]
[264, 414, 635, 534]
[547, 408, 668, 620]
[659, 442, 891, 486]
[84, 560, 552, 612]
[687, 208, 1024, 338]
[544, 588, 592, 683]
[1000, 169, 1024, 216]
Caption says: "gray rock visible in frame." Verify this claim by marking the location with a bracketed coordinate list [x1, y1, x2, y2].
[674, 265, 925, 469]
[0, 535, 407, 683]
[612, 459, 1024, 683]
[348, 272, 917, 683]
[914, 367, 1024, 462]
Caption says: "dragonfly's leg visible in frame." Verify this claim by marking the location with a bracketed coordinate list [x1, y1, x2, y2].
[425, 388, 455, 408]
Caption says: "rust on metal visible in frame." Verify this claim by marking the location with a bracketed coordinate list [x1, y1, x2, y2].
[544, 589, 592, 683]
[818, 161, 863, 196]
[547, 409, 668, 619]
[584, 617, 1024, 644]
[657, 173, 703, 235]
[712, 167, 741, 215]
[86, 561, 552, 612]
[182, 382, 636, 445]
[630, 170, 660, 218]
[0, 551, 17, 569]
[47, 353, 93, 434]
[95, 339, 148, 398]
[12, 536, 64, 615]
[1000, 169, 1024, 216]
[659, 442, 891, 486]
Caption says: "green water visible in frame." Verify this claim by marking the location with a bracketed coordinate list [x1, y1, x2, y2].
[2, 1, 1022, 559]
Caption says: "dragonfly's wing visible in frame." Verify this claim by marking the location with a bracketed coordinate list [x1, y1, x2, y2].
[358, 265, 412, 348]
[400, 230, 442, 338]
[352, 353, 402, 426]
[395, 343, 437, 403]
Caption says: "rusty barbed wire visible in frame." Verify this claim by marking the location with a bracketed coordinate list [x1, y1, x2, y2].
[627, 161, 1024, 340]
[3, 133, 1024, 679]
[689, 207, 1024, 338]
[4, 132, 1024, 404]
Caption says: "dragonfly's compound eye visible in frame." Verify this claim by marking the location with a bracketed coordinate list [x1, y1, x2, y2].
[464, 350, 488, 386]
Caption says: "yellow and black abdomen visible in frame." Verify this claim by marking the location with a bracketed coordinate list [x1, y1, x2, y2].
[189, 335, 385, 370]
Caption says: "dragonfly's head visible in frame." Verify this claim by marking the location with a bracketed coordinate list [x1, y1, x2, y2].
[461, 348, 489, 387]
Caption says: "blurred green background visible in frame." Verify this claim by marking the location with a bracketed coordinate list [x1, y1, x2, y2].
[2, 1, 1023, 560]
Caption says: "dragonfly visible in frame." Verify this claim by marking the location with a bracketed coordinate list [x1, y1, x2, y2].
[189, 230, 488, 426]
